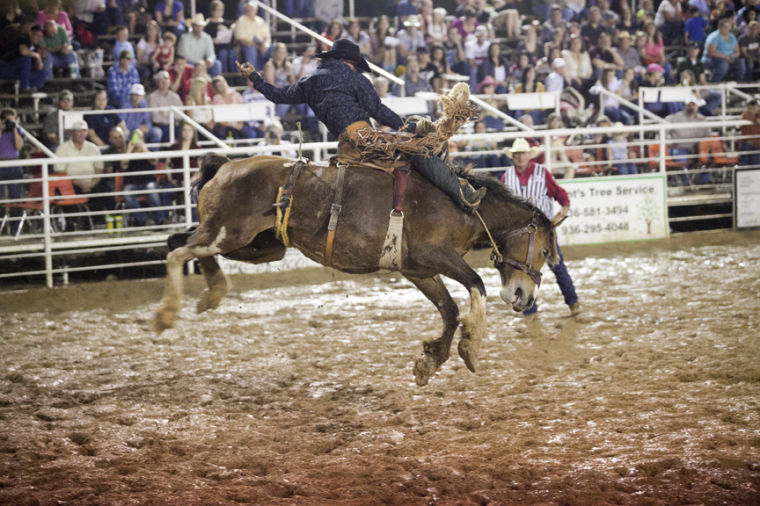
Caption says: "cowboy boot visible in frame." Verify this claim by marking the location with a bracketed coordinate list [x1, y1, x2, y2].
[460, 180, 487, 210]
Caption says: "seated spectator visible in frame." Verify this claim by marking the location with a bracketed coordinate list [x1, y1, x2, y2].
[37, 0, 73, 39]
[262, 42, 295, 118]
[427, 44, 451, 93]
[70, 0, 106, 37]
[373, 75, 390, 98]
[491, 0, 520, 38]
[151, 30, 176, 73]
[185, 76, 214, 131]
[205, 0, 235, 74]
[607, 125, 638, 175]
[513, 66, 546, 125]
[655, 0, 684, 45]
[475, 77, 505, 131]
[40, 19, 80, 78]
[685, 6, 709, 46]
[169, 54, 193, 100]
[392, 54, 434, 106]
[0, 107, 24, 235]
[451, 8, 480, 41]
[666, 96, 713, 184]
[562, 34, 594, 96]
[703, 18, 747, 82]
[314, 0, 344, 35]
[615, 31, 643, 76]
[290, 44, 319, 134]
[617, 4, 641, 35]
[55, 120, 112, 221]
[256, 119, 296, 158]
[443, 25, 469, 75]
[120, 83, 162, 145]
[464, 24, 491, 90]
[397, 14, 427, 64]
[103, 125, 127, 175]
[739, 20, 760, 80]
[516, 21, 542, 64]
[343, 18, 371, 56]
[211, 75, 244, 139]
[591, 31, 624, 77]
[118, 129, 166, 226]
[369, 15, 392, 62]
[546, 113, 575, 178]
[166, 121, 200, 186]
[241, 79, 270, 138]
[620, 67, 640, 121]
[641, 22, 672, 81]
[544, 57, 566, 93]
[124, 0, 151, 36]
[87, 90, 127, 147]
[542, 4, 564, 43]
[112, 25, 135, 63]
[593, 67, 632, 125]
[147, 70, 183, 143]
[581, 6, 607, 49]
[107, 50, 140, 107]
[42, 89, 74, 149]
[136, 20, 160, 81]
[234, 0, 272, 69]
[178, 14, 222, 77]
[427, 7, 448, 44]
[154, 0, 186, 37]
[641, 63, 672, 117]
[320, 18, 344, 53]
[0, 20, 46, 94]
[740, 98, 760, 167]
[678, 67, 720, 116]
[188, 60, 215, 98]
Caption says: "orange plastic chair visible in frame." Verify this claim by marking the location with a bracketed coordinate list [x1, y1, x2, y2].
[49, 175, 93, 230]
[698, 136, 739, 166]
[648, 142, 688, 170]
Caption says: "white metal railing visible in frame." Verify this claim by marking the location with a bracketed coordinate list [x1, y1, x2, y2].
[1, 118, 755, 289]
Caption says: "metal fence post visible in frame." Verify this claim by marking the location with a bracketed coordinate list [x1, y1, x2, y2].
[42, 162, 53, 288]
[183, 152, 193, 226]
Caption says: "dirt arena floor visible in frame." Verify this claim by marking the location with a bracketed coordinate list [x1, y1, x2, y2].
[1, 230, 759, 505]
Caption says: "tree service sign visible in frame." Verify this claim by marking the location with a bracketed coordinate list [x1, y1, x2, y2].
[556, 175, 668, 245]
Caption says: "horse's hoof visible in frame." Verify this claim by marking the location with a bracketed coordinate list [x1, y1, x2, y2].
[153, 311, 174, 334]
[458, 338, 478, 373]
[196, 294, 211, 314]
[413, 353, 437, 386]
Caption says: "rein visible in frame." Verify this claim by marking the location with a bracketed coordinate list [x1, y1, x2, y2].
[477, 210, 543, 287]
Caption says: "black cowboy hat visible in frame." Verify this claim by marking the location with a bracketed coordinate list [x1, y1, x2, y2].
[315, 39, 371, 73]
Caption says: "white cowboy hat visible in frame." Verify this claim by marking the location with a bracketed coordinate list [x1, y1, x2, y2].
[503, 137, 541, 159]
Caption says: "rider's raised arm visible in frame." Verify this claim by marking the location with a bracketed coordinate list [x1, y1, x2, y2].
[247, 69, 307, 105]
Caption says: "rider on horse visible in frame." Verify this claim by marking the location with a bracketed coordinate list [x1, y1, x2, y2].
[235, 39, 486, 211]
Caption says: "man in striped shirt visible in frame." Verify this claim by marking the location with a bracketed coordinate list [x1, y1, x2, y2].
[501, 138, 581, 317]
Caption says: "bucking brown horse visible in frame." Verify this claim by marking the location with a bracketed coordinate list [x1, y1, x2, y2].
[154, 153, 563, 386]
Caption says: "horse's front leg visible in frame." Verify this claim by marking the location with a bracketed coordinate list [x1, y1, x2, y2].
[405, 275, 459, 386]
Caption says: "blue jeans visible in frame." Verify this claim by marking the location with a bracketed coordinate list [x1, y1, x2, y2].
[705, 57, 747, 82]
[44, 51, 80, 79]
[216, 46, 237, 74]
[0, 166, 23, 234]
[614, 162, 638, 175]
[240, 44, 273, 69]
[523, 241, 578, 315]
[668, 147, 692, 185]
[604, 107, 632, 125]
[740, 141, 760, 167]
[0, 56, 46, 90]
[124, 181, 166, 225]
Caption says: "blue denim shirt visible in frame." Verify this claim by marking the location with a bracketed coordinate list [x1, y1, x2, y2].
[248, 58, 404, 137]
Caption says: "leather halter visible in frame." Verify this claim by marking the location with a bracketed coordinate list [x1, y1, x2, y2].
[492, 212, 544, 287]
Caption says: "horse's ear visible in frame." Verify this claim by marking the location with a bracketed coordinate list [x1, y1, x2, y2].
[552, 213, 568, 227]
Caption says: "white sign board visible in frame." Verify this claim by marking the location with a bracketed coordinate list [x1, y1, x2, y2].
[557, 175, 669, 245]
[735, 167, 760, 229]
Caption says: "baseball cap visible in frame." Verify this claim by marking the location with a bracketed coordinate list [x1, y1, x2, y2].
[155, 70, 170, 80]
[647, 63, 665, 73]
[72, 120, 88, 130]
[553, 57, 566, 68]
[129, 83, 145, 96]
[119, 50, 132, 60]
[60, 89, 73, 100]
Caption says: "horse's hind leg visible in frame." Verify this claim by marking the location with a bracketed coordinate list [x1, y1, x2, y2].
[196, 256, 229, 314]
[406, 275, 459, 386]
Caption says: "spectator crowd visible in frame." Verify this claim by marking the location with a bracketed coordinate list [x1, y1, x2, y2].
[1, 0, 760, 236]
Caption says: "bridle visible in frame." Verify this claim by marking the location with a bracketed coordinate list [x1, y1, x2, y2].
[479, 210, 544, 287]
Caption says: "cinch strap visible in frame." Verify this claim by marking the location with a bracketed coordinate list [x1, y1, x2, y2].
[325, 162, 347, 266]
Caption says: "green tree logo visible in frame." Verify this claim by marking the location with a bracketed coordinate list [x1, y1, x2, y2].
[639, 196, 658, 235]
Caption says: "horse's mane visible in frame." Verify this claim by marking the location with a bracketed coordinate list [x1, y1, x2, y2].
[455, 167, 552, 229]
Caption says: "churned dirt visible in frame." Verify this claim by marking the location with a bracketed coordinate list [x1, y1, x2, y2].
[1, 230, 759, 505]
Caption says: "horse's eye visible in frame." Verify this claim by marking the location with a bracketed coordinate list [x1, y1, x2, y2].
[542, 248, 549, 257]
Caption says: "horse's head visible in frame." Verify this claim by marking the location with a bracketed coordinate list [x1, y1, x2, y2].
[494, 210, 565, 312]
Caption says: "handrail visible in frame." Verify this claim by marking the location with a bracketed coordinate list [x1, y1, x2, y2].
[168, 106, 228, 149]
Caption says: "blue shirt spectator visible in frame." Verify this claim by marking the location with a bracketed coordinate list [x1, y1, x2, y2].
[685, 10, 708, 45]
[119, 83, 162, 144]
[107, 51, 141, 106]
[702, 19, 746, 81]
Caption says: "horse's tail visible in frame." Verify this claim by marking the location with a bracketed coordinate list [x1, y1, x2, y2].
[194, 153, 230, 192]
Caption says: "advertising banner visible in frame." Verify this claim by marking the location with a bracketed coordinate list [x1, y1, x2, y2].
[557, 175, 669, 245]
[734, 167, 760, 229]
